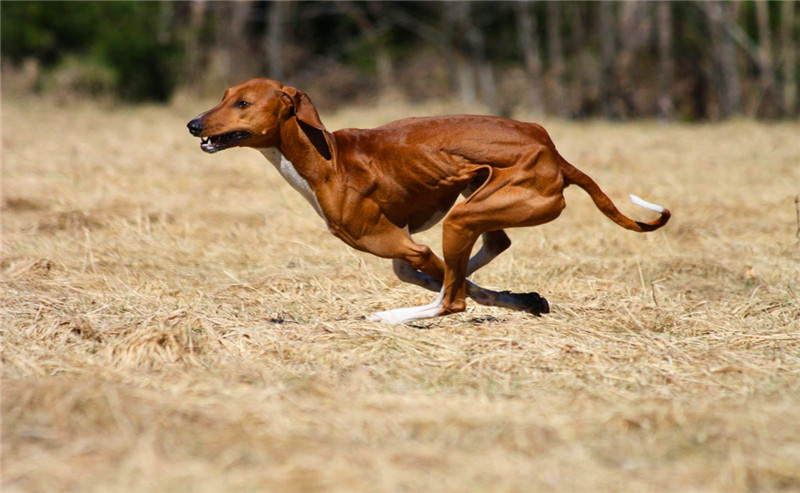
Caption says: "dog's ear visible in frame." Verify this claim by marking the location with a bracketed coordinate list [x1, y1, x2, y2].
[281, 87, 334, 160]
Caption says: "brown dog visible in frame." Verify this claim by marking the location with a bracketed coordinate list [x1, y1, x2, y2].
[188, 78, 670, 323]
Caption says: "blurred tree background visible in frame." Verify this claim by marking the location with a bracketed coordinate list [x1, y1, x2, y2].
[2, 0, 798, 120]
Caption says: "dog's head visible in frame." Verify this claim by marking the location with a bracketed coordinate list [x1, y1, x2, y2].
[187, 78, 332, 159]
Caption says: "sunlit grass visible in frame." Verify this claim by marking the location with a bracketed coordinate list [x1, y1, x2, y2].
[3, 95, 799, 492]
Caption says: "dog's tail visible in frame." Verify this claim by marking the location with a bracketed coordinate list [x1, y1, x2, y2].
[559, 157, 670, 232]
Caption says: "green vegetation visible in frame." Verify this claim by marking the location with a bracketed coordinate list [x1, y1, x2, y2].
[2, 2, 180, 101]
[2, 2, 798, 115]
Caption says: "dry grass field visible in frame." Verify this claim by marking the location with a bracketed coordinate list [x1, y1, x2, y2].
[3, 91, 800, 492]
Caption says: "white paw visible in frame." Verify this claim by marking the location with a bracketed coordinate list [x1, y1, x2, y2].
[367, 289, 446, 324]
[367, 310, 404, 324]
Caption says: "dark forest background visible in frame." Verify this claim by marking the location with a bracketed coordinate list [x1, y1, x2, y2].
[2, 1, 799, 120]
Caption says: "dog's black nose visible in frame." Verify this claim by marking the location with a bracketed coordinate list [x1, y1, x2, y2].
[187, 118, 204, 136]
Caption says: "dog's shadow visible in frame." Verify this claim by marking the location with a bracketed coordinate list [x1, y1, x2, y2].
[408, 314, 506, 329]
[358, 313, 511, 329]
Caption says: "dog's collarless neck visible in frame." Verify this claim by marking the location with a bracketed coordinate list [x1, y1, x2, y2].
[259, 148, 327, 223]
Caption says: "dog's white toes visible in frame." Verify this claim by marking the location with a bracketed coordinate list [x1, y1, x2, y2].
[368, 310, 404, 324]
[368, 289, 446, 324]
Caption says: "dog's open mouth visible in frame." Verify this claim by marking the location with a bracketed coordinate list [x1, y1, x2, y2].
[200, 130, 252, 153]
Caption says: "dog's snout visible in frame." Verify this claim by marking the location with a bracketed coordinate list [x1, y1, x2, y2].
[187, 118, 204, 136]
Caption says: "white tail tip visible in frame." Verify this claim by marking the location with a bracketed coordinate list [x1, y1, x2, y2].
[630, 194, 665, 213]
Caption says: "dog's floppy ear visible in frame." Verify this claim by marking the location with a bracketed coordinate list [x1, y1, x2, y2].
[281, 86, 334, 160]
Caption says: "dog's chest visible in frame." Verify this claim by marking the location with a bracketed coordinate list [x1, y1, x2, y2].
[259, 148, 326, 222]
[410, 208, 448, 234]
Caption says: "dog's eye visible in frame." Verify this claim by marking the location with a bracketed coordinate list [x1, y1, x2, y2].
[234, 100, 252, 109]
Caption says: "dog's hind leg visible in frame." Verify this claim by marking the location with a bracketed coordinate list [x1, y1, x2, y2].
[436, 167, 566, 317]
[466, 230, 511, 276]
[392, 230, 509, 293]
[391, 227, 546, 316]
[361, 218, 546, 323]
[391, 261, 548, 316]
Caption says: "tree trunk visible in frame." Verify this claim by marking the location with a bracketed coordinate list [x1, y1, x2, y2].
[547, 2, 567, 118]
[265, 1, 293, 81]
[444, 3, 477, 106]
[339, 2, 395, 95]
[568, 2, 591, 118]
[463, 5, 497, 114]
[656, 1, 674, 120]
[616, 2, 651, 117]
[180, 0, 207, 88]
[756, 0, 779, 118]
[598, 1, 617, 119]
[209, 1, 254, 86]
[781, 0, 798, 117]
[705, 1, 742, 119]
[446, 2, 496, 113]
[515, 2, 544, 115]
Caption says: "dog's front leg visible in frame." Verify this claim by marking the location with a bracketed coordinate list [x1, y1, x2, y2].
[391, 259, 549, 315]
[368, 287, 447, 324]
[390, 235, 548, 318]
[392, 230, 511, 292]
[342, 219, 449, 323]
[392, 259, 441, 292]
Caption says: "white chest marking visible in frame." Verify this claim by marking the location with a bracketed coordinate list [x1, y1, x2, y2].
[259, 148, 326, 222]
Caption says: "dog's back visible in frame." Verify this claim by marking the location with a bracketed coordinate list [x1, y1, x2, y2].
[334, 115, 556, 171]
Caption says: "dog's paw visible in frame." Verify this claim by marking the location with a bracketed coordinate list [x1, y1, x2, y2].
[367, 311, 402, 324]
[514, 291, 549, 315]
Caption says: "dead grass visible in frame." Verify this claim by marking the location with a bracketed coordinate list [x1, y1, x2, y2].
[2, 93, 800, 492]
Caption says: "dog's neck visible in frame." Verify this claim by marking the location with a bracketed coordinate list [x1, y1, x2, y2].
[259, 148, 327, 222]
[258, 117, 334, 222]
[276, 115, 333, 187]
